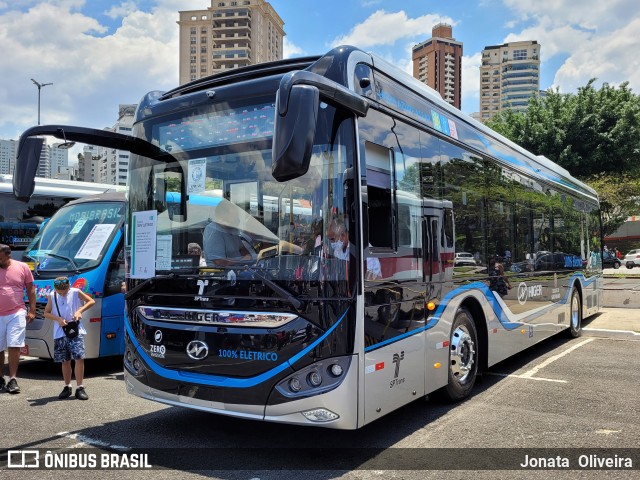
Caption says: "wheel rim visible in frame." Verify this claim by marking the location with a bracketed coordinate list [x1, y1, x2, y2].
[450, 324, 475, 384]
[571, 293, 580, 329]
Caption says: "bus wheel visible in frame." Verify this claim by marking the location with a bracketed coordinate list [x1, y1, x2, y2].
[567, 288, 582, 338]
[441, 307, 478, 401]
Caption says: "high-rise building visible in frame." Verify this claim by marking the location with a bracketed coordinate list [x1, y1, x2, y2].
[177, 0, 285, 85]
[50, 143, 70, 179]
[78, 145, 100, 183]
[36, 141, 50, 179]
[0, 139, 16, 175]
[480, 40, 540, 122]
[412, 24, 463, 109]
[98, 104, 135, 186]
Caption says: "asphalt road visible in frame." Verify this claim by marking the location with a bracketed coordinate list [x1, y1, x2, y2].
[1, 323, 638, 479]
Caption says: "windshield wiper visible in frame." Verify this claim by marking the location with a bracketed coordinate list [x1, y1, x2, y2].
[23, 253, 41, 276]
[45, 253, 80, 273]
[243, 266, 303, 310]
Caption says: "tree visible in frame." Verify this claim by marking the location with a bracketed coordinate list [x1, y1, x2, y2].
[486, 80, 640, 177]
[585, 173, 640, 237]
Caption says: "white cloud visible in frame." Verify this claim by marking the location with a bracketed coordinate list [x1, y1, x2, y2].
[553, 17, 640, 93]
[500, 0, 640, 94]
[461, 52, 481, 114]
[0, 1, 182, 140]
[283, 37, 304, 58]
[104, 1, 137, 19]
[331, 10, 454, 48]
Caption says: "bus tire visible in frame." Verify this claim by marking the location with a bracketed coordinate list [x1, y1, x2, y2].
[567, 288, 582, 338]
[439, 307, 478, 402]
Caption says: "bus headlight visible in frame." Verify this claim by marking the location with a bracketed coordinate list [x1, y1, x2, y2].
[275, 356, 352, 399]
[307, 371, 322, 387]
[289, 377, 302, 392]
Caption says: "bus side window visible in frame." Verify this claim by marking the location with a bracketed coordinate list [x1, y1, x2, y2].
[365, 141, 394, 250]
[104, 242, 125, 296]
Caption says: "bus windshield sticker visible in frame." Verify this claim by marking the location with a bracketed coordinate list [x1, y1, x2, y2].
[131, 210, 157, 279]
[75, 224, 117, 260]
[69, 218, 87, 235]
[156, 235, 172, 271]
[188, 158, 206, 194]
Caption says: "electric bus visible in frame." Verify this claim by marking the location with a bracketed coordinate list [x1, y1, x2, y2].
[13, 46, 602, 429]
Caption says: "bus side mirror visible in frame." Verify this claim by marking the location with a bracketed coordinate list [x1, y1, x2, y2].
[272, 85, 319, 182]
[13, 137, 45, 202]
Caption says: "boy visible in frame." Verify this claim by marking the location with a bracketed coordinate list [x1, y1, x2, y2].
[43, 277, 95, 400]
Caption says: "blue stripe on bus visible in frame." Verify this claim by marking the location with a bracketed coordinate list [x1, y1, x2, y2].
[125, 307, 349, 388]
[364, 273, 596, 352]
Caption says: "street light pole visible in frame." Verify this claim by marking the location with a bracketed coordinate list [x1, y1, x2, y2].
[31, 78, 53, 125]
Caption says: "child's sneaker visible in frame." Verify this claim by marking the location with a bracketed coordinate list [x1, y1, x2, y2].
[75, 386, 88, 400]
[6, 378, 20, 394]
[59, 386, 72, 399]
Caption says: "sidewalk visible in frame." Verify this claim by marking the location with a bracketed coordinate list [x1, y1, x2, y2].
[584, 307, 640, 337]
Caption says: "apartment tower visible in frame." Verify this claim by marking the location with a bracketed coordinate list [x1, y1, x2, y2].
[480, 40, 540, 121]
[178, 0, 285, 84]
[412, 24, 463, 109]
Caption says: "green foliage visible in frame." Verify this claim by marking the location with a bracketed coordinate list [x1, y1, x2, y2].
[486, 80, 640, 177]
[585, 173, 640, 237]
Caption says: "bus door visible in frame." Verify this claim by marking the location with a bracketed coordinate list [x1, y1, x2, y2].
[423, 199, 454, 287]
[361, 135, 425, 424]
[99, 240, 125, 356]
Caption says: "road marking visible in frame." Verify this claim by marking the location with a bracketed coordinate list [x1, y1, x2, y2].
[487, 338, 594, 383]
[485, 372, 567, 383]
[57, 431, 129, 451]
[519, 338, 594, 379]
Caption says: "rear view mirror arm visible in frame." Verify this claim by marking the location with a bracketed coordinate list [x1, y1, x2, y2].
[277, 70, 369, 117]
[17, 125, 177, 163]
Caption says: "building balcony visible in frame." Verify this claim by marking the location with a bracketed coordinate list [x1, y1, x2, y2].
[216, 22, 251, 30]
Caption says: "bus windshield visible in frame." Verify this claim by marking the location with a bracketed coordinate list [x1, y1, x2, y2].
[128, 94, 356, 282]
[26, 201, 124, 272]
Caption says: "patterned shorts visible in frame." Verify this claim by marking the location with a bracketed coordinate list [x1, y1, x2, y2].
[53, 335, 86, 362]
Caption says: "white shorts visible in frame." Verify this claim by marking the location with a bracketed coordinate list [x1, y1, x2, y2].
[0, 310, 27, 351]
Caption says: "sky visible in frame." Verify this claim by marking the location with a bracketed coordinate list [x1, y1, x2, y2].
[1, 0, 640, 148]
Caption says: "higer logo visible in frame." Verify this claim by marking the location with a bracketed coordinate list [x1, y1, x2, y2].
[517, 282, 543, 305]
[186, 340, 209, 360]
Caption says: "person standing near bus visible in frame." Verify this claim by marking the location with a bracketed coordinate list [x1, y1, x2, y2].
[43, 276, 95, 400]
[0, 243, 36, 394]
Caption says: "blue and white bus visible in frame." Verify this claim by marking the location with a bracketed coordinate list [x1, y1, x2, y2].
[15, 46, 602, 428]
[20, 192, 127, 359]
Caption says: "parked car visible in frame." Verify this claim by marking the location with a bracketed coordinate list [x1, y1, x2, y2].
[454, 252, 477, 267]
[510, 251, 583, 273]
[624, 249, 640, 269]
[603, 251, 622, 269]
